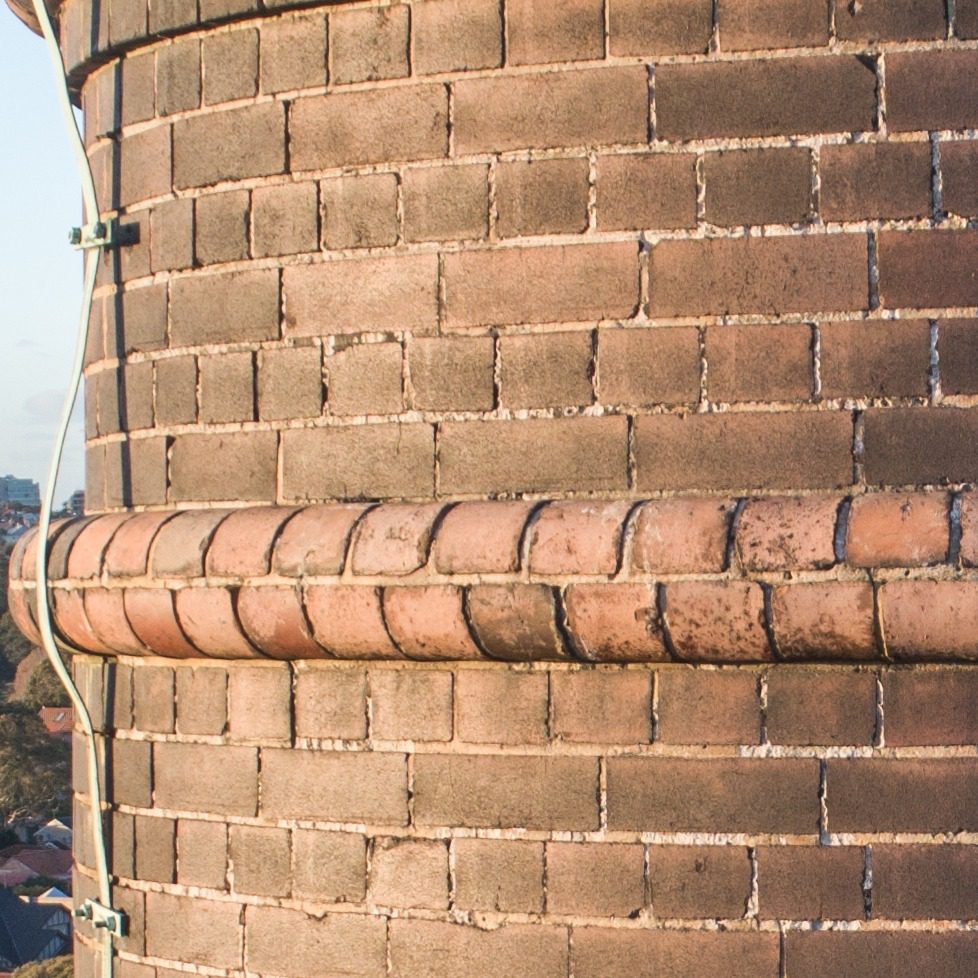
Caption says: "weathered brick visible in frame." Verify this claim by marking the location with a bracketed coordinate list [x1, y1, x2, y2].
[466, 584, 568, 661]
[369, 669, 453, 741]
[122, 284, 167, 354]
[157, 39, 200, 116]
[202, 28, 258, 105]
[772, 582, 878, 660]
[630, 498, 733, 574]
[551, 669, 651, 743]
[384, 587, 483, 660]
[650, 234, 868, 317]
[847, 492, 949, 567]
[293, 830, 366, 902]
[284, 255, 438, 335]
[154, 355, 197, 426]
[564, 583, 668, 661]
[146, 893, 242, 970]
[112, 811, 134, 880]
[304, 585, 403, 658]
[705, 148, 812, 226]
[151, 198, 193, 275]
[497, 158, 589, 238]
[177, 819, 227, 889]
[767, 668, 877, 745]
[720, 0, 829, 49]
[273, 503, 367, 576]
[836, 0, 946, 41]
[882, 668, 978, 746]
[175, 665, 228, 736]
[499, 331, 593, 409]
[174, 102, 285, 189]
[176, 588, 262, 658]
[455, 669, 548, 745]
[403, 163, 488, 243]
[528, 500, 631, 576]
[260, 13, 326, 93]
[736, 496, 838, 572]
[154, 742, 258, 816]
[440, 416, 628, 495]
[821, 142, 932, 221]
[85, 588, 148, 655]
[409, 336, 495, 411]
[321, 172, 398, 250]
[657, 57, 877, 141]
[240, 585, 326, 658]
[940, 140, 978, 217]
[294, 665, 367, 740]
[290, 85, 448, 170]
[229, 665, 292, 743]
[331, 5, 409, 84]
[820, 319, 931, 398]
[170, 431, 278, 503]
[170, 269, 279, 346]
[666, 581, 771, 662]
[940, 318, 978, 395]
[133, 665, 174, 733]
[597, 153, 697, 231]
[369, 837, 449, 909]
[327, 342, 403, 416]
[151, 509, 230, 577]
[609, 0, 714, 56]
[874, 844, 978, 919]
[879, 230, 978, 309]
[251, 182, 318, 258]
[246, 908, 386, 978]
[634, 412, 854, 492]
[261, 749, 408, 823]
[445, 242, 640, 329]
[547, 842, 645, 917]
[888, 51, 978, 131]
[199, 351, 255, 423]
[649, 845, 752, 919]
[230, 825, 290, 897]
[829, 758, 978, 832]
[121, 51, 154, 126]
[412, 0, 502, 74]
[757, 845, 865, 920]
[149, 0, 195, 30]
[454, 838, 544, 913]
[135, 815, 175, 884]
[258, 345, 323, 421]
[657, 668, 761, 745]
[109, 0, 145, 40]
[414, 754, 599, 830]
[125, 589, 198, 657]
[961, 0, 978, 37]
[454, 67, 649, 154]
[507, 0, 603, 64]
[608, 757, 819, 833]
[881, 579, 978, 659]
[707, 323, 813, 402]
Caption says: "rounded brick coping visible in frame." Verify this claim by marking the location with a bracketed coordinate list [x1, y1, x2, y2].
[8, 490, 978, 663]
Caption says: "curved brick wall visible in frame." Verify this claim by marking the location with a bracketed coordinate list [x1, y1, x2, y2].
[8, 1, 978, 975]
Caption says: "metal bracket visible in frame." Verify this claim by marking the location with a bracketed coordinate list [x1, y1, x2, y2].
[74, 899, 128, 937]
[69, 221, 113, 250]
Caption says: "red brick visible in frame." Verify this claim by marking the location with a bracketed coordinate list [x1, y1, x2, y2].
[238, 586, 326, 659]
[439, 417, 628, 495]
[292, 830, 366, 902]
[820, 319, 931, 398]
[412, 0, 502, 75]
[499, 331, 594, 409]
[771, 582, 878, 660]
[150, 509, 231, 577]
[496, 158, 589, 237]
[304, 584, 402, 658]
[272, 504, 367, 576]
[169, 432, 278, 504]
[883, 668, 978, 746]
[321, 173, 398, 249]
[67, 514, 129, 578]
[260, 749, 408, 823]
[229, 825, 290, 897]
[575, 926, 779, 978]
[284, 255, 438, 335]
[847, 492, 949, 567]
[454, 67, 649, 154]
[829, 758, 978, 832]
[370, 837, 448, 909]
[175, 588, 262, 659]
[403, 164, 488, 243]
[259, 13, 326, 94]
[656, 668, 762, 745]
[173, 103, 285, 189]
[838, 0, 946, 39]
[146, 893, 242, 971]
[507, 0, 603, 64]
[444, 242, 639, 329]
[290, 85, 448, 169]
[120, 125, 171, 206]
[547, 842, 645, 917]
[607, 756, 819, 833]
[330, 5, 409, 84]
[390, 920, 567, 978]
[736, 496, 838, 572]
[881, 580, 978, 659]
[940, 140, 978, 218]
[454, 839, 543, 913]
[175, 665, 228, 736]
[84, 588, 149, 655]
[294, 665, 367, 740]
[54, 590, 110, 654]
[630, 498, 734, 574]
[202, 28, 258, 105]
[707, 323, 814, 402]
[882, 229, 978, 308]
[656, 57, 877, 140]
[410, 335, 495, 412]
[552, 670, 652, 743]
[258, 345, 323, 421]
[940, 318, 978, 395]
[704, 148, 813, 225]
[650, 234, 868, 317]
[467, 584, 568, 661]
[786, 929, 978, 978]
[369, 668, 454, 741]
[863, 407, 978, 486]
[125, 589, 199, 658]
[327, 341, 403, 416]
[383, 587, 482, 660]
[599, 154, 696, 234]
[177, 819, 227, 889]
[665, 581, 772, 662]
[564, 583, 668, 661]
[874, 844, 978, 919]
[455, 669, 548, 745]
[282, 424, 435, 501]
[635, 412, 854, 492]
[720, 0, 829, 49]
[609, 0, 714, 56]
[767, 668, 877, 746]
[252, 182, 318, 258]
[888, 50, 978, 132]
[757, 845, 865, 920]
[206, 507, 297, 578]
[528, 500, 632, 576]
[649, 845, 752, 919]
[350, 502, 443, 576]
[820, 142, 932, 220]
[413, 754, 599, 830]
[170, 269, 280, 346]
[154, 741, 258, 816]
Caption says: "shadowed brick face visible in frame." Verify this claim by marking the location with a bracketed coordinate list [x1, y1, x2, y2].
[14, 0, 978, 975]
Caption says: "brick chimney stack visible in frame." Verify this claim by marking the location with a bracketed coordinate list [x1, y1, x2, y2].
[7, 0, 978, 974]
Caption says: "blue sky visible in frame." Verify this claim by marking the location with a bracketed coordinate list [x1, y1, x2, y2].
[1, 6, 88, 503]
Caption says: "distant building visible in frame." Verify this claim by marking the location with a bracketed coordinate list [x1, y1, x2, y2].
[37, 708, 73, 742]
[0, 889, 70, 970]
[33, 819, 72, 851]
[68, 490, 85, 516]
[0, 475, 40, 509]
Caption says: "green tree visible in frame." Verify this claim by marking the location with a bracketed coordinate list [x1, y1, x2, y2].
[0, 704, 69, 826]
[23, 660, 70, 710]
[12, 957, 73, 978]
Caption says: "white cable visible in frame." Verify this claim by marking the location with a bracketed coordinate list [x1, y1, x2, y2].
[28, 0, 121, 973]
